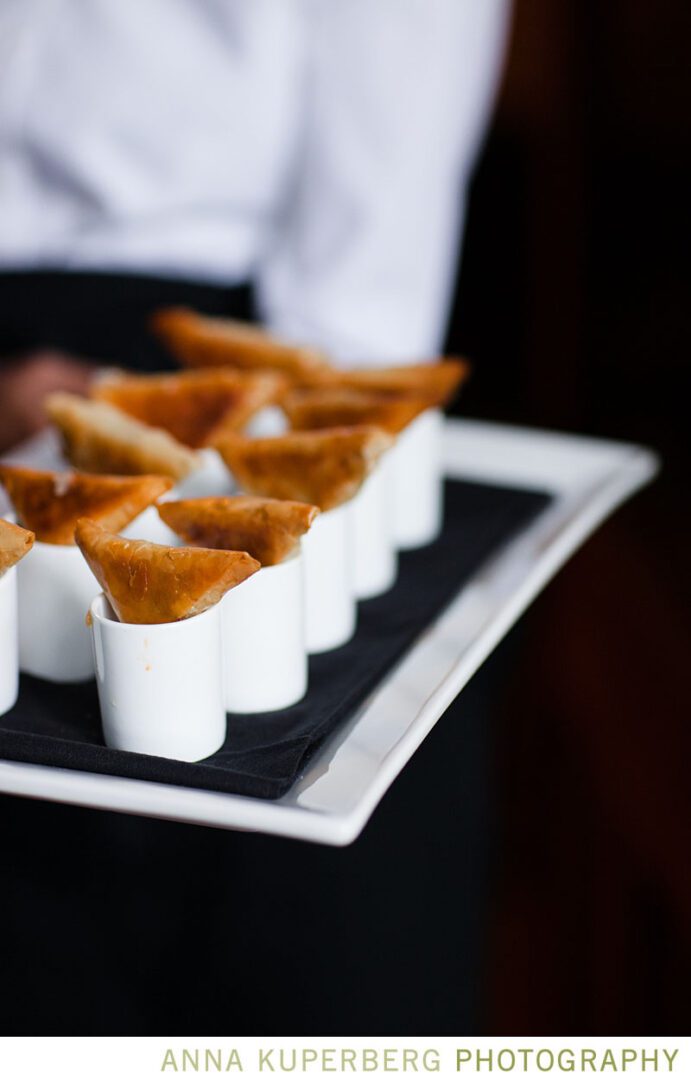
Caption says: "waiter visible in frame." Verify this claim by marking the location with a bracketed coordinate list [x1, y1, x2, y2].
[0, 0, 510, 1032]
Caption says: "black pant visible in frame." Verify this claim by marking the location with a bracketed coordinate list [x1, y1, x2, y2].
[0, 270, 496, 1034]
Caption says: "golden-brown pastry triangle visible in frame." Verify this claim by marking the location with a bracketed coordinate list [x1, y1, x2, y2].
[92, 368, 284, 448]
[151, 307, 330, 381]
[0, 518, 34, 574]
[0, 465, 172, 545]
[282, 387, 431, 435]
[316, 358, 471, 407]
[45, 393, 200, 480]
[159, 495, 319, 566]
[75, 518, 260, 624]
[214, 426, 393, 512]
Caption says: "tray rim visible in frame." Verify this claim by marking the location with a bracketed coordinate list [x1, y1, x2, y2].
[0, 418, 659, 845]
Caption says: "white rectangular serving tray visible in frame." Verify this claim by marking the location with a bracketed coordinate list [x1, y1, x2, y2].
[0, 418, 658, 845]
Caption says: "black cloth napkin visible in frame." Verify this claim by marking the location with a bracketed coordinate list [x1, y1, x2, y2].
[0, 479, 551, 800]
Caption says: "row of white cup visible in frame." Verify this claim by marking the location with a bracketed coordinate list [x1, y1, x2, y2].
[89, 407, 445, 759]
[0, 407, 445, 757]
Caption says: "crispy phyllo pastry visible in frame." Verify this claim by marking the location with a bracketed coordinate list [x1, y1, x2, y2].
[282, 387, 431, 435]
[45, 393, 200, 481]
[75, 519, 259, 624]
[151, 307, 330, 381]
[214, 427, 393, 512]
[0, 518, 34, 575]
[92, 368, 284, 448]
[316, 359, 470, 408]
[0, 465, 172, 546]
[159, 496, 319, 566]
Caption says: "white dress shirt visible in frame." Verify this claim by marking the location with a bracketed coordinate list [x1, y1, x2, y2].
[0, 0, 510, 362]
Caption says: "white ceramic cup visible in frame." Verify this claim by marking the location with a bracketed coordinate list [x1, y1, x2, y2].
[348, 466, 397, 600]
[0, 567, 19, 716]
[17, 542, 99, 682]
[221, 551, 307, 713]
[385, 407, 444, 550]
[301, 503, 356, 653]
[89, 594, 226, 761]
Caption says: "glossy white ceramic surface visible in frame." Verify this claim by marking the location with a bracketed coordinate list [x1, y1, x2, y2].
[348, 466, 397, 600]
[0, 567, 19, 716]
[17, 541, 98, 682]
[386, 407, 444, 550]
[301, 502, 356, 654]
[0, 419, 659, 844]
[90, 594, 226, 761]
[222, 552, 307, 713]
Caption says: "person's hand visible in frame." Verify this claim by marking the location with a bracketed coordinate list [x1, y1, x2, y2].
[0, 349, 96, 453]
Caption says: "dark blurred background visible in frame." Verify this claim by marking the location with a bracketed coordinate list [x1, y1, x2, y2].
[446, 0, 690, 1032]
